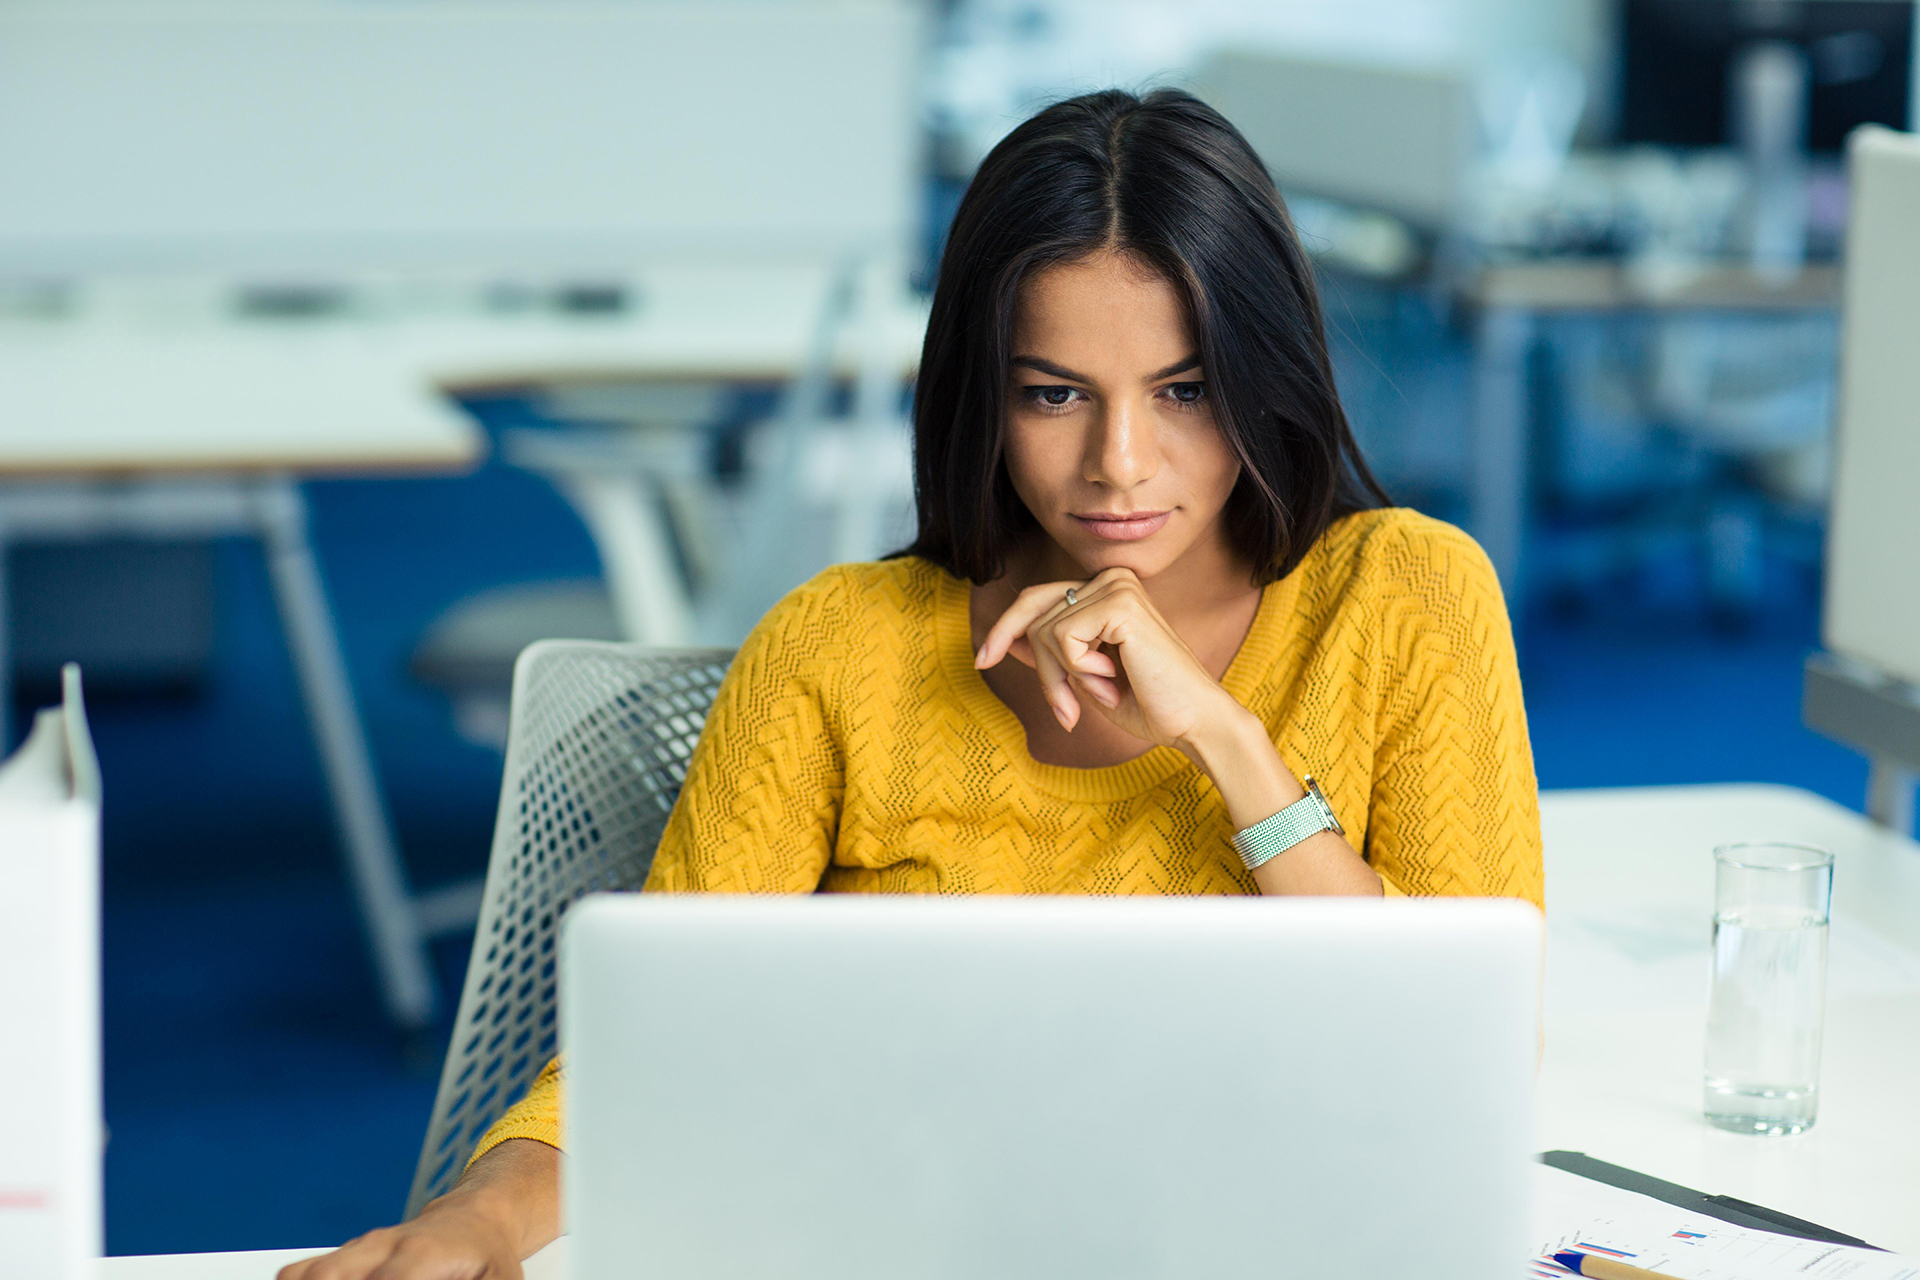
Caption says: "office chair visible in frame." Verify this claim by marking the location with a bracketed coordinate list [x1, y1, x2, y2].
[404, 640, 733, 1217]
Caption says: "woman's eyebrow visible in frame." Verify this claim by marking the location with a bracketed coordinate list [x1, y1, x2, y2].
[1010, 354, 1203, 382]
[1010, 355, 1089, 381]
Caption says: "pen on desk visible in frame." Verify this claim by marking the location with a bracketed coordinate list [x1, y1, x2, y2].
[1553, 1249, 1684, 1280]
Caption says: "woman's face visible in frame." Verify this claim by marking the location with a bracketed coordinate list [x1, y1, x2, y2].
[1002, 249, 1244, 584]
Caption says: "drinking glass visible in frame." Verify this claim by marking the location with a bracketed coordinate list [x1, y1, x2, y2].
[1703, 842, 1833, 1135]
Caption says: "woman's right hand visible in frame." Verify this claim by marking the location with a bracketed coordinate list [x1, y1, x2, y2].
[278, 1138, 560, 1280]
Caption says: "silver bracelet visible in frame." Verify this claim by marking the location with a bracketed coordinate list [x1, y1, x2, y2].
[1231, 776, 1344, 870]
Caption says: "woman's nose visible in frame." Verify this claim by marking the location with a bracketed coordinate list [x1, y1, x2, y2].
[1084, 399, 1161, 490]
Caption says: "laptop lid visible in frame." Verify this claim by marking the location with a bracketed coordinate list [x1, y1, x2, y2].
[563, 895, 1539, 1280]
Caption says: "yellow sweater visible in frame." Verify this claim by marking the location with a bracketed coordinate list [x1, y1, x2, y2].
[474, 507, 1544, 1159]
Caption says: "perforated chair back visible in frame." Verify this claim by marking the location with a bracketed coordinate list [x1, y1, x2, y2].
[405, 640, 733, 1217]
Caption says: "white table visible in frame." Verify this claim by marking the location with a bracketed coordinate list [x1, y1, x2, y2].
[0, 263, 929, 1027]
[0, 314, 486, 1034]
[99, 783, 1920, 1274]
[98, 1237, 569, 1280]
[1536, 783, 1920, 1254]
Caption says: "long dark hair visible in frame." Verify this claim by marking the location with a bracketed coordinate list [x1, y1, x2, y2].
[902, 87, 1389, 585]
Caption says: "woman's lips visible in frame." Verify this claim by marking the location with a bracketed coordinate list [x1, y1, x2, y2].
[1071, 510, 1171, 541]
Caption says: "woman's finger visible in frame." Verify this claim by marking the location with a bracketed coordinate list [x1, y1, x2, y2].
[283, 1234, 391, 1280]
[1031, 640, 1081, 729]
[1071, 670, 1122, 708]
[975, 581, 1081, 669]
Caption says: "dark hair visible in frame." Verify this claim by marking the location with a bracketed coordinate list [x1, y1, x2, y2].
[901, 87, 1389, 585]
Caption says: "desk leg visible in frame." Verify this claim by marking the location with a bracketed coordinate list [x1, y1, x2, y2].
[251, 477, 436, 1032]
[555, 473, 694, 647]
[1470, 306, 1535, 595]
[1867, 757, 1915, 836]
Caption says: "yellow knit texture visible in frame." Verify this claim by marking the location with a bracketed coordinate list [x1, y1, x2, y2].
[473, 507, 1543, 1162]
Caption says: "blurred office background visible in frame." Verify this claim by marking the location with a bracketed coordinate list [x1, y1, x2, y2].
[0, 0, 1908, 1254]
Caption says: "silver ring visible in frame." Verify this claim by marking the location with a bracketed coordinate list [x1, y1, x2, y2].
[1064, 587, 1078, 607]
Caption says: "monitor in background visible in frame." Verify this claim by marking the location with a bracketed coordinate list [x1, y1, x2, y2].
[1619, 0, 1913, 152]
[1821, 125, 1920, 687]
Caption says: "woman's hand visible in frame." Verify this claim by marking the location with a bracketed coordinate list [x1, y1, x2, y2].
[278, 1139, 559, 1280]
[973, 566, 1240, 754]
[976, 567, 1380, 896]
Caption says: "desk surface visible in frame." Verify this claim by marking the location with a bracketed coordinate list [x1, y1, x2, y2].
[0, 265, 928, 477]
[102, 783, 1920, 1275]
[99, 1237, 568, 1280]
[1536, 783, 1920, 1254]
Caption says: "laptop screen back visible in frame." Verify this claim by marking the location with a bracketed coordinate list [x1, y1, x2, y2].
[564, 895, 1539, 1280]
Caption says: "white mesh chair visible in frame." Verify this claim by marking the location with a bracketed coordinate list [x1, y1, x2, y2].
[404, 639, 733, 1217]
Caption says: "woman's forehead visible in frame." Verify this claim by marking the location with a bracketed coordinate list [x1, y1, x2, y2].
[1012, 252, 1195, 377]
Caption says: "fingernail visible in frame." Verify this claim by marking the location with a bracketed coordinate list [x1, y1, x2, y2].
[972, 646, 987, 669]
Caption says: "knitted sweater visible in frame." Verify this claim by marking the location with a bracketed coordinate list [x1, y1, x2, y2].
[473, 507, 1544, 1159]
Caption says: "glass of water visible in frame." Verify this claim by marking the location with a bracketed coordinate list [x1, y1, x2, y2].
[1703, 842, 1833, 1135]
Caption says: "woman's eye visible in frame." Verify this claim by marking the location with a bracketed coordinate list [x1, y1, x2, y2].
[1166, 381, 1206, 405]
[1025, 385, 1081, 409]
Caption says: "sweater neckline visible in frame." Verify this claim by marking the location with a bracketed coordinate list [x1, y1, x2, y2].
[932, 563, 1296, 802]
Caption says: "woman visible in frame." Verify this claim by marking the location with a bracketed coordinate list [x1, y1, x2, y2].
[287, 87, 1542, 1280]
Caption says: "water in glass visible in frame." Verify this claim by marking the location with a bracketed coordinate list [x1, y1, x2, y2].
[1703, 903, 1827, 1134]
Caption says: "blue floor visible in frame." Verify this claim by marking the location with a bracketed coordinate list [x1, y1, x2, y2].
[80, 401, 1869, 1255]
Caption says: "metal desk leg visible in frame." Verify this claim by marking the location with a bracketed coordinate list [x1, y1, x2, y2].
[1470, 305, 1535, 594]
[1867, 757, 1916, 836]
[250, 477, 437, 1031]
[554, 472, 694, 647]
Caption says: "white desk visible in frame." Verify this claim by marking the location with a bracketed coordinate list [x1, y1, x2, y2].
[0, 315, 487, 1034]
[0, 263, 929, 1028]
[1536, 783, 1920, 1254]
[99, 1236, 569, 1280]
[99, 783, 1920, 1274]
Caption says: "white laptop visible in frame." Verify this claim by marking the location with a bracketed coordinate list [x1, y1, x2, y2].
[562, 895, 1540, 1280]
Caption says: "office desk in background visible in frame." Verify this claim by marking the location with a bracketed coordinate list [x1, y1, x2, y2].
[96, 782, 1920, 1275]
[0, 314, 485, 1035]
[0, 263, 928, 1030]
[1460, 260, 1842, 593]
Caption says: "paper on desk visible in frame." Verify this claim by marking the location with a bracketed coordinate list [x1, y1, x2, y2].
[0, 671, 102, 1280]
[1530, 1164, 1920, 1279]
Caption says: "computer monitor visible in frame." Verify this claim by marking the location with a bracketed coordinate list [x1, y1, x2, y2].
[1619, 0, 1913, 152]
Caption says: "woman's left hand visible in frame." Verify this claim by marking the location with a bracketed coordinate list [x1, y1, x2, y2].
[974, 566, 1241, 755]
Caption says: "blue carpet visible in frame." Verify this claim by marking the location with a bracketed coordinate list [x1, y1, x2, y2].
[84, 396, 1871, 1254]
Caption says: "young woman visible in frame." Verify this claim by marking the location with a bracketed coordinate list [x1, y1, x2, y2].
[285, 88, 1542, 1280]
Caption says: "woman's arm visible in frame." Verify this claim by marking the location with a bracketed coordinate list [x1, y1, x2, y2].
[1363, 524, 1543, 904]
[975, 566, 1380, 895]
[276, 1138, 558, 1280]
[642, 569, 852, 892]
[281, 570, 865, 1278]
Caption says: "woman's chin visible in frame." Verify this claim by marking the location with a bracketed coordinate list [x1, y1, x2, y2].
[1063, 540, 1183, 583]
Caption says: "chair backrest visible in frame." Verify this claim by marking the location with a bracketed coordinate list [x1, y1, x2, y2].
[405, 640, 733, 1217]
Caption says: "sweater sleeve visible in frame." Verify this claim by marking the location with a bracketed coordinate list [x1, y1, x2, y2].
[1363, 521, 1544, 908]
[642, 568, 851, 892]
[466, 1057, 562, 1167]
